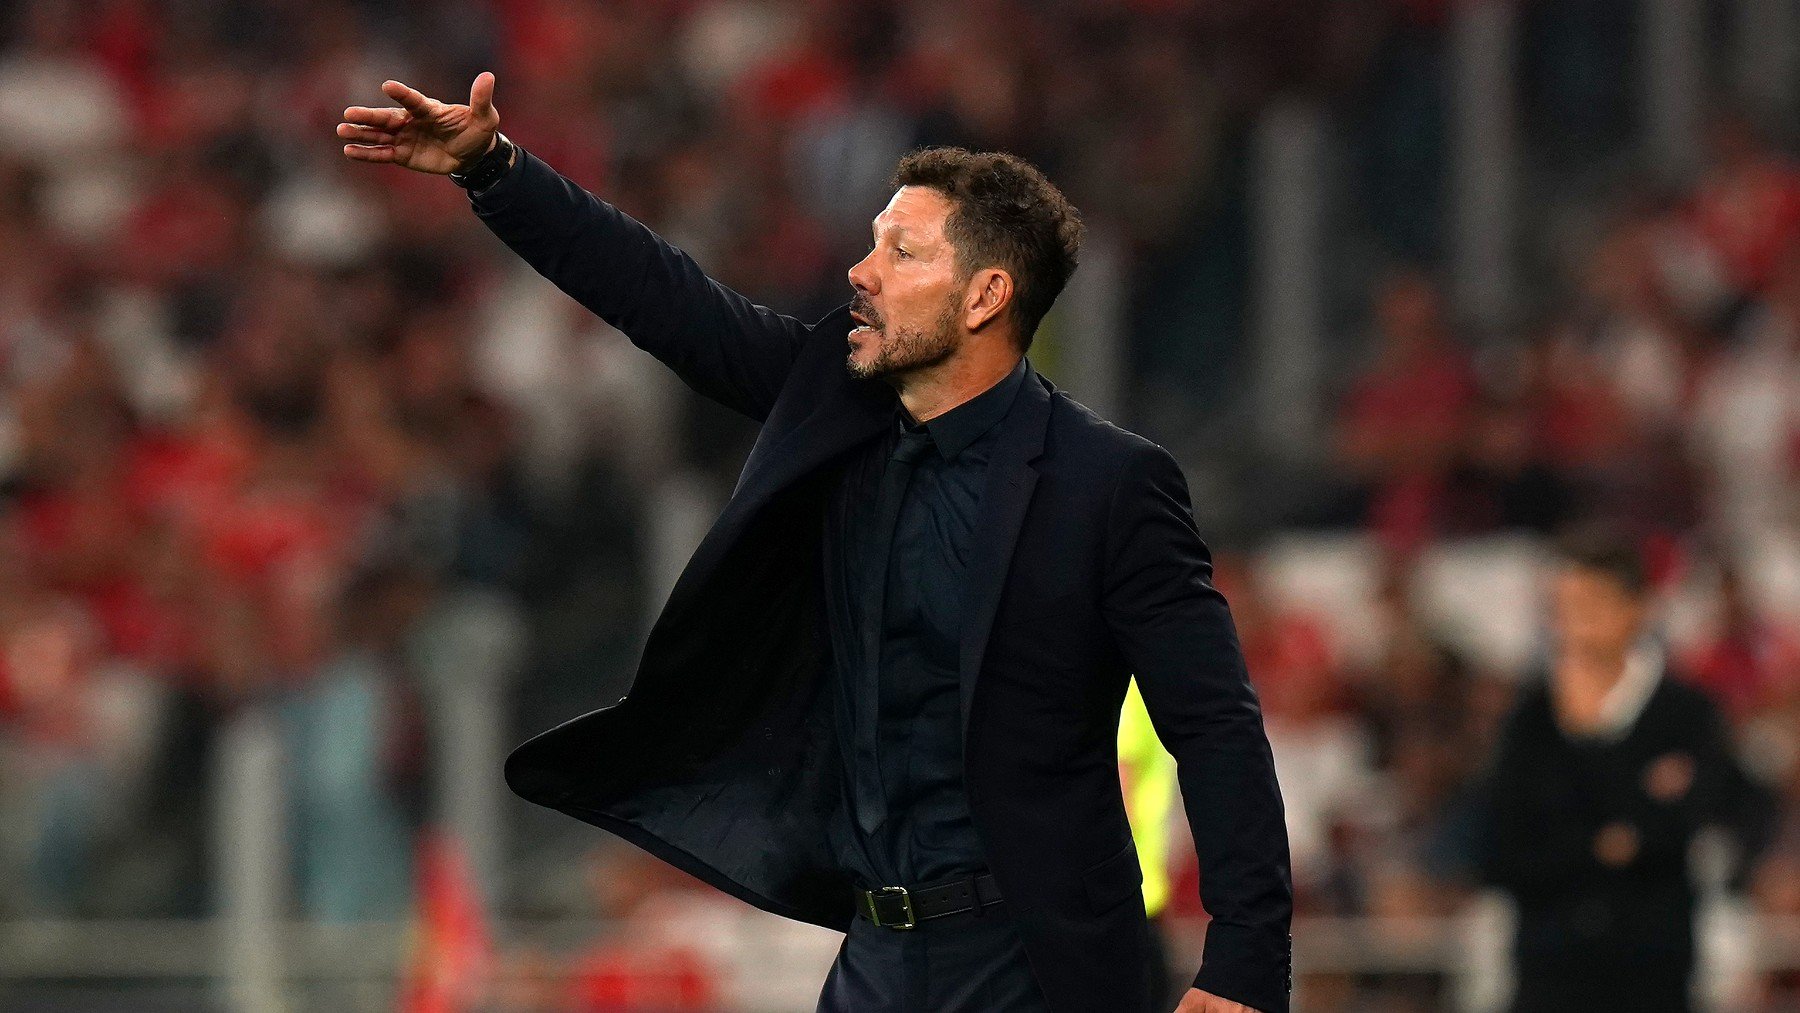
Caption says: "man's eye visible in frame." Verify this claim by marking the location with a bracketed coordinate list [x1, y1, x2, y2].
[895, 247, 911, 259]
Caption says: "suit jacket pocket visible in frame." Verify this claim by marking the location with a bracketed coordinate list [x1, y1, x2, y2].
[1082, 840, 1144, 915]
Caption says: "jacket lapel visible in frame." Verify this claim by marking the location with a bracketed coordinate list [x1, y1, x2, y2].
[734, 367, 892, 500]
[661, 368, 891, 628]
[958, 360, 1053, 742]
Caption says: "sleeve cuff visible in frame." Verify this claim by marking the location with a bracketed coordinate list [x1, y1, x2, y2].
[1191, 921, 1292, 1013]
[467, 141, 533, 213]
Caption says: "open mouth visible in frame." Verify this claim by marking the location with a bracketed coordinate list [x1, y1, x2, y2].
[849, 307, 881, 338]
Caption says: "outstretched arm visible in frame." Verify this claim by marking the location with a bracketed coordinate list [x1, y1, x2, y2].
[340, 75, 810, 422]
[1101, 442, 1293, 1013]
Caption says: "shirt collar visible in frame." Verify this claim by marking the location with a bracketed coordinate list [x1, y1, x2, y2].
[896, 357, 1028, 462]
[1591, 639, 1664, 741]
[1564, 639, 1664, 743]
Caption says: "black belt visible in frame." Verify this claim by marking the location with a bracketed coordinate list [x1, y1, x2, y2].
[855, 872, 1003, 930]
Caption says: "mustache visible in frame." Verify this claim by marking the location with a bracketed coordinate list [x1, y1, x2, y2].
[849, 295, 883, 330]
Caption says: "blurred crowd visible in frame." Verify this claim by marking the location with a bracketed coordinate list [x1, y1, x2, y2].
[0, 0, 1796, 1009]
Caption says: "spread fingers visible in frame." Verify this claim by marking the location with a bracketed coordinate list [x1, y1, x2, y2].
[337, 123, 396, 144]
[342, 144, 397, 162]
[380, 80, 435, 116]
[342, 106, 409, 130]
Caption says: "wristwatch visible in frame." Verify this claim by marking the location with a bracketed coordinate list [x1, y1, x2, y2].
[449, 133, 516, 193]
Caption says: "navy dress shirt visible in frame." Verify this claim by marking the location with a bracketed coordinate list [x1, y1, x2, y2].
[822, 357, 1028, 889]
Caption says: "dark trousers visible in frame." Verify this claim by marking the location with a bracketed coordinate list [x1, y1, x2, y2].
[1511, 955, 1692, 1013]
[815, 900, 1049, 1012]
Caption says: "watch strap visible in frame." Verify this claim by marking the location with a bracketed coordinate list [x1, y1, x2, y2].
[450, 133, 515, 193]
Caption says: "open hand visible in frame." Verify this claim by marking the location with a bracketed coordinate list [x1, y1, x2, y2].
[1175, 988, 1262, 1013]
[338, 73, 500, 175]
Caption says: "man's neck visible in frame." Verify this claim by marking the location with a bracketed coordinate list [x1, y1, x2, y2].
[888, 348, 1022, 423]
[1562, 647, 1630, 692]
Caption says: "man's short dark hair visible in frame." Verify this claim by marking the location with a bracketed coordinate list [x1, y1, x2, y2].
[892, 147, 1084, 351]
[1555, 524, 1649, 597]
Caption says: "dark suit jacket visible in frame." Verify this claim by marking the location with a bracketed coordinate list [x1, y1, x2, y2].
[473, 148, 1293, 1013]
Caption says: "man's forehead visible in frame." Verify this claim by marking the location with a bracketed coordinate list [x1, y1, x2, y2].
[872, 186, 949, 235]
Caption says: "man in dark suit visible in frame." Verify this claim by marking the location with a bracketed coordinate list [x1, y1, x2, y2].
[340, 73, 1292, 1013]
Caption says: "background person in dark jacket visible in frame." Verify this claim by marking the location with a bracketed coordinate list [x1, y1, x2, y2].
[1476, 529, 1776, 1013]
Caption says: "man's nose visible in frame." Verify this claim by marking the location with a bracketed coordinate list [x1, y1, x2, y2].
[847, 251, 877, 294]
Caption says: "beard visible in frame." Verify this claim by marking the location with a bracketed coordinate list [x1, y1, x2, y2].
[844, 294, 961, 381]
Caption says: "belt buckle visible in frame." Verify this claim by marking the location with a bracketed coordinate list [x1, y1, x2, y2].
[865, 885, 916, 930]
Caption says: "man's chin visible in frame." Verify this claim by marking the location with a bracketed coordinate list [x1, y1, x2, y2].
[845, 353, 886, 381]
[844, 322, 954, 381]
[845, 338, 886, 380]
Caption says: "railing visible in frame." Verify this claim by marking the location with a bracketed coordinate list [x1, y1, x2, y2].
[4, 909, 1798, 1012]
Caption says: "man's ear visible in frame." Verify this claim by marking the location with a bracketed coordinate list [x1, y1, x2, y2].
[964, 268, 1013, 332]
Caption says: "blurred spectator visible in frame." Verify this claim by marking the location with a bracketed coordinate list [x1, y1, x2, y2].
[0, 0, 126, 169]
[1213, 553, 1368, 911]
[1679, 564, 1800, 726]
[1677, 115, 1800, 311]
[1691, 237, 1800, 546]
[0, 526, 111, 915]
[1444, 322, 1607, 536]
[1581, 203, 1715, 436]
[1354, 562, 1488, 841]
[1473, 529, 1776, 1013]
[279, 560, 430, 921]
[550, 844, 725, 1013]
[1331, 268, 1477, 551]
